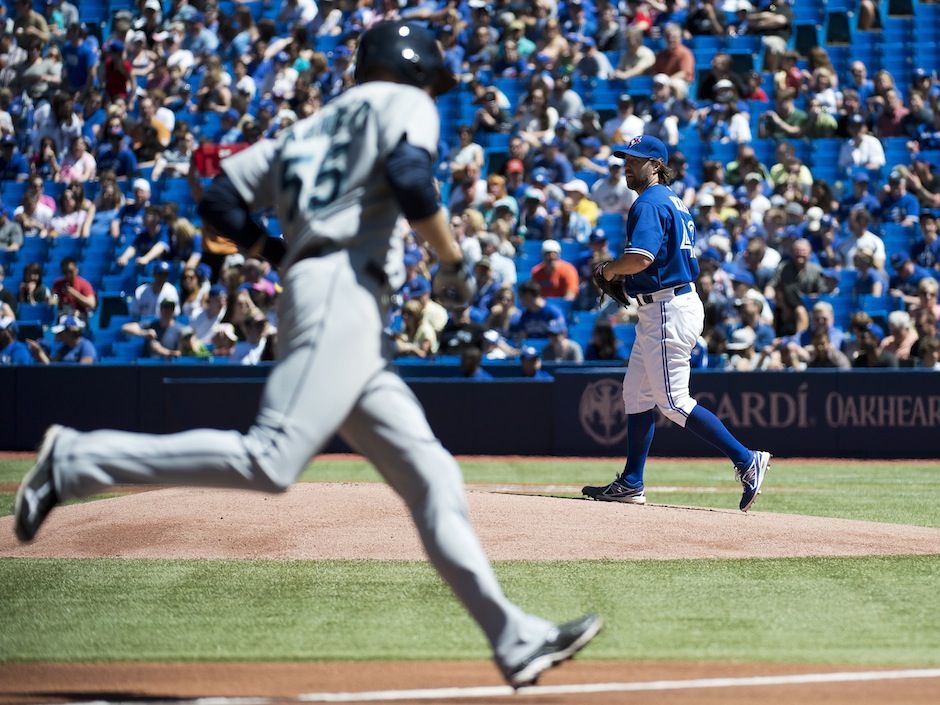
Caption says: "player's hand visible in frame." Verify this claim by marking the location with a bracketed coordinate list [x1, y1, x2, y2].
[432, 260, 476, 310]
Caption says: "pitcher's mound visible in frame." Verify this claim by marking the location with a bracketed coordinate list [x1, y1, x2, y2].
[2, 483, 939, 560]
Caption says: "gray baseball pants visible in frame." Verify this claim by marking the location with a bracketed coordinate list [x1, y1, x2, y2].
[50, 253, 553, 669]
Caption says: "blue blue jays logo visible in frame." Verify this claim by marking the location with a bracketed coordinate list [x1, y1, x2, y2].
[628, 136, 642, 147]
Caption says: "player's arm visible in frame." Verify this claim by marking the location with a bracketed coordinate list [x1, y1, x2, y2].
[196, 174, 286, 267]
[385, 139, 462, 265]
[603, 252, 653, 279]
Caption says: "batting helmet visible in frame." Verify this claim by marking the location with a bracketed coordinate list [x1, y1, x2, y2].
[354, 21, 457, 96]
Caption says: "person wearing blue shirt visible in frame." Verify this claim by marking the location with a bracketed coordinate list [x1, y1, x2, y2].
[0, 135, 30, 180]
[94, 126, 138, 177]
[879, 171, 921, 225]
[519, 346, 553, 379]
[582, 135, 771, 513]
[116, 205, 170, 268]
[889, 252, 934, 299]
[112, 178, 152, 243]
[532, 138, 575, 185]
[511, 280, 566, 341]
[846, 61, 875, 104]
[838, 172, 880, 220]
[852, 247, 888, 298]
[61, 23, 97, 93]
[911, 215, 940, 270]
[31, 316, 97, 365]
[0, 319, 32, 365]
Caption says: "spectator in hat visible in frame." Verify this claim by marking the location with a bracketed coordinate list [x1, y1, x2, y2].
[181, 11, 219, 60]
[0, 318, 32, 365]
[648, 23, 694, 95]
[439, 305, 486, 356]
[838, 172, 880, 219]
[837, 113, 886, 173]
[469, 256, 501, 315]
[889, 253, 935, 304]
[530, 239, 579, 300]
[574, 36, 613, 79]
[30, 315, 96, 364]
[697, 53, 746, 103]
[724, 327, 760, 371]
[603, 93, 644, 143]
[0, 135, 30, 181]
[511, 280, 567, 341]
[121, 298, 186, 359]
[879, 170, 921, 226]
[472, 88, 513, 134]
[94, 122, 138, 178]
[542, 318, 583, 362]
[614, 26, 655, 81]
[590, 156, 637, 215]
[562, 178, 599, 227]
[131, 260, 180, 318]
[531, 136, 574, 185]
[572, 136, 607, 176]
[192, 284, 227, 344]
[519, 345, 552, 379]
[102, 39, 133, 102]
[897, 158, 940, 211]
[51, 257, 96, 319]
[699, 96, 752, 145]
[851, 247, 887, 298]
[518, 187, 553, 241]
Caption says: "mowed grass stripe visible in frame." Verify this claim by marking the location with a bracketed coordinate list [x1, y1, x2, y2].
[1, 556, 938, 665]
[3, 458, 939, 527]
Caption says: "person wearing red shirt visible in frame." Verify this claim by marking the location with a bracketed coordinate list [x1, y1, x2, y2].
[51, 257, 96, 319]
[530, 239, 579, 300]
[103, 40, 133, 102]
[649, 23, 695, 96]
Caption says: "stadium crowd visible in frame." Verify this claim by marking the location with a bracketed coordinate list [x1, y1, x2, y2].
[0, 0, 938, 373]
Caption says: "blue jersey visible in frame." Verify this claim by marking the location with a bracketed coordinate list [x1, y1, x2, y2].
[620, 184, 699, 296]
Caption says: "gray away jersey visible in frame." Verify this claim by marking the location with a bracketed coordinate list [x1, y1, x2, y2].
[221, 82, 440, 289]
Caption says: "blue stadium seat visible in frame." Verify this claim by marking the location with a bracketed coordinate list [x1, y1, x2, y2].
[16, 303, 55, 325]
[545, 297, 574, 320]
[112, 339, 146, 361]
[17, 237, 47, 264]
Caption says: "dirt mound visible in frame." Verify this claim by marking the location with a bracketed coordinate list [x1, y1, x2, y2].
[2, 483, 939, 560]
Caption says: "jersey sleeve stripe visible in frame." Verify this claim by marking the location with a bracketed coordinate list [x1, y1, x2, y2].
[623, 247, 656, 260]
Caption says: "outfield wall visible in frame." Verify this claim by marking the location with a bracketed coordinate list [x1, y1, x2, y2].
[3, 365, 939, 457]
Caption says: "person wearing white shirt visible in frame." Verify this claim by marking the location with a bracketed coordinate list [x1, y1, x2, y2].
[479, 232, 517, 286]
[589, 156, 637, 214]
[837, 208, 886, 270]
[131, 262, 180, 318]
[602, 94, 644, 142]
[191, 284, 227, 343]
[837, 115, 886, 174]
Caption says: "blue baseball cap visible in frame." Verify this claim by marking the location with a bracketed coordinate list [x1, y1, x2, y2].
[613, 135, 668, 163]
[409, 276, 431, 297]
[208, 284, 226, 297]
[51, 315, 85, 334]
[403, 250, 422, 267]
[852, 171, 870, 183]
[890, 252, 911, 269]
[150, 260, 171, 275]
[581, 136, 602, 150]
[700, 247, 723, 262]
[547, 319, 567, 335]
[531, 167, 551, 184]
[224, 108, 240, 121]
[520, 346, 540, 360]
[589, 229, 607, 243]
[729, 267, 756, 287]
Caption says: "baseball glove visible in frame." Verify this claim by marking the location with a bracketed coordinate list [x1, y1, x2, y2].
[433, 260, 476, 310]
[591, 261, 630, 307]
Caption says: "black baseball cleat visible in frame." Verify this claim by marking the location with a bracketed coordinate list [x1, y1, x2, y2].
[737, 450, 772, 512]
[503, 613, 603, 688]
[582, 477, 646, 504]
[14, 425, 64, 543]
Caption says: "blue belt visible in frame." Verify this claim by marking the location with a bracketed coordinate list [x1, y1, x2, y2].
[635, 283, 693, 306]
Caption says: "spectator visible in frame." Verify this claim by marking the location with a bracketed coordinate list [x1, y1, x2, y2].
[0, 134, 30, 181]
[117, 205, 169, 268]
[396, 298, 437, 358]
[879, 169, 921, 226]
[851, 322, 898, 368]
[910, 309, 939, 359]
[880, 310, 919, 363]
[698, 54, 746, 103]
[459, 346, 492, 379]
[759, 90, 807, 138]
[838, 172, 880, 220]
[699, 95, 751, 144]
[838, 208, 885, 270]
[916, 336, 940, 370]
[584, 318, 628, 361]
[0, 207, 24, 252]
[803, 97, 839, 138]
[13, 189, 52, 238]
[48, 186, 86, 238]
[747, 0, 793, 72]
[736, 236, 779, 290]
[837, 114, 886, 174]
[687, 0, 727, 36]
[846, 61, 875, 104]
[530, 239, 579, 300]
[168, 217, 202, 271]
[912, 215, 940, 270]
[574, 37, 613, 80]
[562, 179, 598, 226]
[151, 130, 196, 181]
[898, 158, 940, 211]
[31, 136, 60, 180]
[911, 277, 940, 321]
[57, 135, 95, 183]
[472, 88, 513, 134]
[725, 327, 760, 371]
[191, 284, 227, 344]
[515, 86, 558, 147]
[590, 156, 636, 214]
[122, 298, 185, 359]
[876, 89, 909, 138]
[542, 319, 583, 362]
[773, 285, 809, 338]
[478, 233, 516, 287]
[0, 318, 32, 365]
[102, 40, 133, 102]
[798, 301, 846, 350]
[94, 123, 138, 178]
[0, 264, 16, 310]
[772, 238, 825, 296]
[518, 188, 553, 241]
[232, 313, 275, 365]
[734, 294, 776, 351]
[30, 315, 96, 364]
[130, 260, 179, 318]
[851, 247, 888, 298]
[439, 305, 486, 356]
[649, 23, 694, 97]
[485, 285, 521, 338]
[802, 328, 851, 369]
[93, 175, 126, 229]
[61, 22, 97, 95]
[511, 280, 567, 341]
[50, 257, 95, 318]
[614, 26, 655, 81]
[553, 196, 592, 243]
[519, 345, 552, 379]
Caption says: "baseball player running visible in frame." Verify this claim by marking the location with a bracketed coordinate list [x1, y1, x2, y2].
[582, 136, 771, 511]
[14, 22, 600, 687]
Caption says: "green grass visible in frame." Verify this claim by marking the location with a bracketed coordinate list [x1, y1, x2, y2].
[4, 457, 939, 527]
[1, 556, 938, 665]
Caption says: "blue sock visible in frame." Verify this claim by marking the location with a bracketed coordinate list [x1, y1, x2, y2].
[684, 405, 751, 469]
[621, 410, 656, 488]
